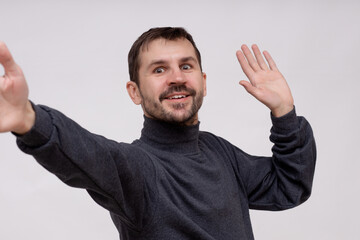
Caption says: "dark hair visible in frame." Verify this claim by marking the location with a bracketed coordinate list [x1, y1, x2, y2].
[128, 27, 202, 85]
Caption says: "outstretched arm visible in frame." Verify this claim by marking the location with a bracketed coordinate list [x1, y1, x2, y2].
[0, 42, 35, 134]
[236, 44, 294, 117]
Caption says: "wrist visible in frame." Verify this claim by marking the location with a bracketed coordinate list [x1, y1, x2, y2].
[271, 104, 294, 118]
[13, 101, 35, 135]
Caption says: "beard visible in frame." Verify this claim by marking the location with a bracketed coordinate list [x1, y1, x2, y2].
[139, 85, 204, 125]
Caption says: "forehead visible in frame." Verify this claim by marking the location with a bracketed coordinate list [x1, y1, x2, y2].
[138, 38, 198, 66]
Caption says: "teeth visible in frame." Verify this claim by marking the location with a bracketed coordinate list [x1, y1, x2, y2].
[168, 95, 186, 100]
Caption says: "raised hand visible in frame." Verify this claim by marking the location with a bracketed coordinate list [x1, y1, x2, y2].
[0, 42, 34, 134]
[236, 44, 294, 117]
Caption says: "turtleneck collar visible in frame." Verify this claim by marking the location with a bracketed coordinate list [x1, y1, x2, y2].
[139, 116, 200, 154]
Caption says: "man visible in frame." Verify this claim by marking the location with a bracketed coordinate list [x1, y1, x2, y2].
[0, 27, 316, 239]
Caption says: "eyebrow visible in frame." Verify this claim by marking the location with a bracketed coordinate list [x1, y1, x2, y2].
[179, 56, 198, 64]
[147, 56, 198, 70]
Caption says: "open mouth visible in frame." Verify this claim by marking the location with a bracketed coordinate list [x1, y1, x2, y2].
[159, 85, 195, 102]
[160, 92, 191, 102]
[167, 95, 188, 100]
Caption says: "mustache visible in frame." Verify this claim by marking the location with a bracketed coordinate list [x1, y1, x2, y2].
[159, 85, 196, 101]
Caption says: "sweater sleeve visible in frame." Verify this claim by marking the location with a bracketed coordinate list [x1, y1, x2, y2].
[236, 107, 316, 210]
[16, 103, 155, 230]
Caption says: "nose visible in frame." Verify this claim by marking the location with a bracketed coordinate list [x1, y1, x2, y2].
[167, 68, 186, 85]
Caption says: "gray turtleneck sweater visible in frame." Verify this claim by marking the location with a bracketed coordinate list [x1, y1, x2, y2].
[16, 104, 316, 240]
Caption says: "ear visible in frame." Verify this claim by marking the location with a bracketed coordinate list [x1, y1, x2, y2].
[202, 72, 207, 97]
[126, 81, 142, 105]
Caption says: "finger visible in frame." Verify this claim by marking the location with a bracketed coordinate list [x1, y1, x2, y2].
[236, 50, 254, 79]
[263, 50, 278, 71]
[241, 44, 261, 71]
[0, 42, 18, 74]
[252, 44, 269, 70]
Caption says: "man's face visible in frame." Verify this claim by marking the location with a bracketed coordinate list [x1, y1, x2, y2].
[128, 38, 207, 125]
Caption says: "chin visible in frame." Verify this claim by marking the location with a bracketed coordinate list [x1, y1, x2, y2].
[146, 110, 198, 125]
[143, 99, 202, 125]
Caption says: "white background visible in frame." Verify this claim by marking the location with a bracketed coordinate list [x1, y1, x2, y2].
[0, 0, 359, 239]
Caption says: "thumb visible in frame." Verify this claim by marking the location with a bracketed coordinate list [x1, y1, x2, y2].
[239, 80, 257, 96]
[0, 42, 18, 74]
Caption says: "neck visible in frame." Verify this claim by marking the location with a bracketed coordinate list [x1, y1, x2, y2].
[139, 115, 201, 154]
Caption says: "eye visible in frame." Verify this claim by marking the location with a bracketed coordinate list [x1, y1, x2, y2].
[154, 67, 165, 74]
[181, 64, 191, 70]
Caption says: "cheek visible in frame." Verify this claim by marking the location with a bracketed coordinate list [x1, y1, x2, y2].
[141, 81, 163, 99]
[194, 79, 206, 92]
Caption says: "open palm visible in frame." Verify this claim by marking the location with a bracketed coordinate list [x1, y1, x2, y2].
[236, 44, 294, 117]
